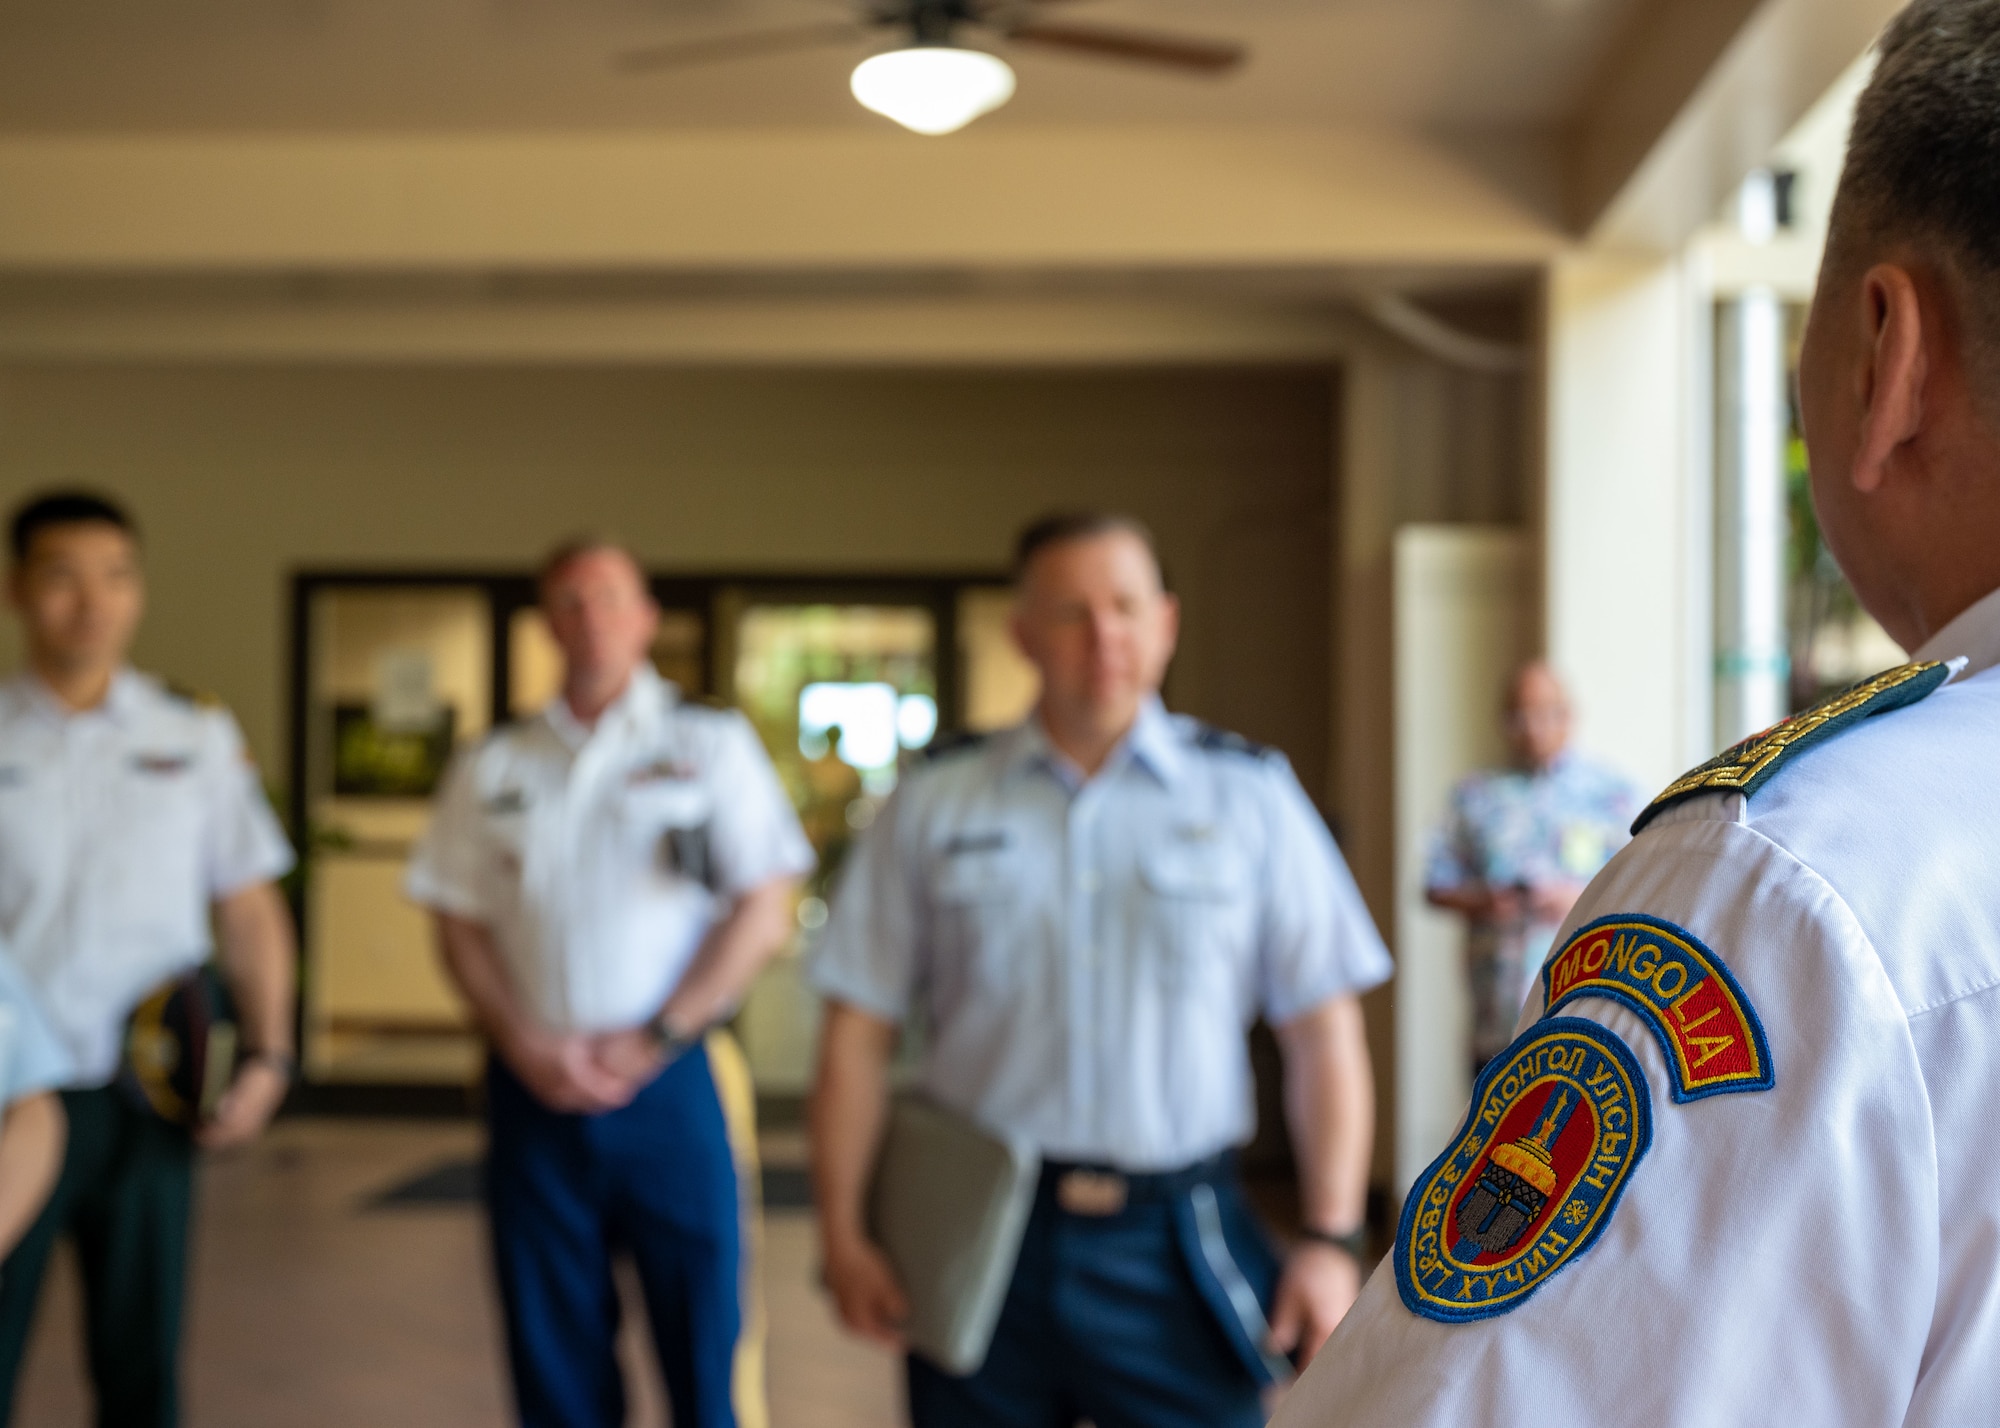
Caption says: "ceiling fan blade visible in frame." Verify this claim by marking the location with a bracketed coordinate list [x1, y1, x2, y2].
[1001, 20, 1245, 73]
[617, 21, 875, 74]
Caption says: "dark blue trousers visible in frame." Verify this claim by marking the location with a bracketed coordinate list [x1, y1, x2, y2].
[485, 1049, 745, 1428]
[907, 1164, 1281, 1428]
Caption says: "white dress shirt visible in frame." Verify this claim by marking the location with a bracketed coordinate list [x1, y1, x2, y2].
[1279, 596, 2000, 1428]
[812, 698, 1392, 1172]
[406, 666, 815, 1035]
[0, 670, 294, 1087]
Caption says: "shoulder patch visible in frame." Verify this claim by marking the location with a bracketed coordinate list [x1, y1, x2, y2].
[1541, 915, 1773, 1102]
[1633, 659, 1949, 834]
[164, 680, 224, 711]
[1190, 723, 1277, 760]
[1397, 1018, 1652, 1324]
[921, 729, 990, 763]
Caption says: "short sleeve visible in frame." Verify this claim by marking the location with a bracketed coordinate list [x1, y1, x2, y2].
[404, 746, 493, 920]
[808, 784, 922, 1024]
[201, 711, 296, 897]
[1257, 758, 1392, 1024]
[1423, 781, 1476, 894]
[706, 712, 816, 896]
[0, 954, 71, 1101]
[1273, 819, 1937, 1428]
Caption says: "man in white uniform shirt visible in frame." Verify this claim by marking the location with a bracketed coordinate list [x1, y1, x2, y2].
[407, 541, 813, 1428]
[1277, 3, 2000, 1423]
[811, 513, 1390, 1428]
[0, 492, 298, 1428]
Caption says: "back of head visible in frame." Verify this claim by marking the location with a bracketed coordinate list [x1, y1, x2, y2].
[1832, 0, 2000, 346]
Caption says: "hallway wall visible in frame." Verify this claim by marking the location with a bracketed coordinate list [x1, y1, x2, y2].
[0, 363, 1337, 798]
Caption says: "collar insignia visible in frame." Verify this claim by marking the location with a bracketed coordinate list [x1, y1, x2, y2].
[1542, 915, 1772, 1102]
[1397, 1019, 1651, 1323]
[1633, 660, 1949, 835]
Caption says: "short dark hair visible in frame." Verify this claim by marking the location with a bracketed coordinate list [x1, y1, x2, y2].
[1012, 511, 1164, 584]
[1833, 0, 2000, 281]
[9, 490, 138, 564]
[536, 535, 647, 595]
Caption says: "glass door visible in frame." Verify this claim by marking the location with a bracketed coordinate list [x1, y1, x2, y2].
[300, 584, 491, 1086]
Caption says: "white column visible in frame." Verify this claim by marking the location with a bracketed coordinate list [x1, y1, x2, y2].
[1544, 251, 1708, 794]
[1712, 284, 1791, 742]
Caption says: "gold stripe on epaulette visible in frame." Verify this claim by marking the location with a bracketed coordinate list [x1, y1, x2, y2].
[1638, 659, 1948, 832]
[1656, 661, 1936, 802]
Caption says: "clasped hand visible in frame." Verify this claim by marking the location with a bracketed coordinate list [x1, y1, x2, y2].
[507, 1025, 686, 1114]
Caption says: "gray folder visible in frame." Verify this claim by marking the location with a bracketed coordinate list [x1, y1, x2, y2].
[866, 1091, 1041, 1375]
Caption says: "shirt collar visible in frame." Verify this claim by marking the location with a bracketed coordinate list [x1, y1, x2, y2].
[1005, 694, 1182, 791]
[541, 662, 671, 751]
[11, 667, 144, 725]
[1913, 583, 2000, 681]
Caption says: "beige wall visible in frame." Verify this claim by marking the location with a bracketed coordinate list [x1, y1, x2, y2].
[0, 362, 1337, 797]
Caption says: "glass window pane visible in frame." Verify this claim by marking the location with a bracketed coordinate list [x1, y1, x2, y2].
[957, 586, 1039, 731]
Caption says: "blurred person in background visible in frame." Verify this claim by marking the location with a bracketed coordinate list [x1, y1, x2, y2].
[1424, 661, 1640, 1073]
[810, 511, 1391, 1428]
[0, 491, 298, 1428]
[408, 540, 813, 1428]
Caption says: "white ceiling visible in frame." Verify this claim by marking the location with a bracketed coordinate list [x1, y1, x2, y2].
[0, 0, 1648, 134]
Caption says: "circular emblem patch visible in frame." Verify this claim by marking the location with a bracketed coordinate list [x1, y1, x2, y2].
[1396, 1017, 1652, 1323]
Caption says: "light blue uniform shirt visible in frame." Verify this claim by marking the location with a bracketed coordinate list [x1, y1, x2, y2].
[0, 953, 71, 1108]
[812, 698, 1391, 1172]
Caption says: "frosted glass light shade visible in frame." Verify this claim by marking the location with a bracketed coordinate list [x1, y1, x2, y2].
[850, 46, 1016, 135]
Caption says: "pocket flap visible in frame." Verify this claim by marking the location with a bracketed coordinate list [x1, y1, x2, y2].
[1141, 845, 1247, 900]
[933, 848, 1020, 902]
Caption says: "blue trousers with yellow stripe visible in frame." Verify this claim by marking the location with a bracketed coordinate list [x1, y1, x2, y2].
[485, 1039, 760, 1428]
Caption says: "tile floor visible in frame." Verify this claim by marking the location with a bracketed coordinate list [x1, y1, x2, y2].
[11, 1117, 902, 1428]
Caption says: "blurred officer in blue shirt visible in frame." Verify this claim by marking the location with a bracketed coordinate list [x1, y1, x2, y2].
[1425, 662, 1639, 1072]
[810, 512, 1391, 1428]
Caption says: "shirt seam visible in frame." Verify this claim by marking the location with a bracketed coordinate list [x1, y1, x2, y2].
[1738, 818, 2000, 1021]
[1728, 819, 1912, 1019]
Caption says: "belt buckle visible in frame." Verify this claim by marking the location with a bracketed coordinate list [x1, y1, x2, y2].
[1056, 1169, 1128, 1217]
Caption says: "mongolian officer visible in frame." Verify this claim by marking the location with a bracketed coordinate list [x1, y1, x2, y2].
[0, 491, 299, 1428]
[1278, 5, 2000, 1421]
[407, 540, 813, 1428]
[810, 512, 1391, 1428]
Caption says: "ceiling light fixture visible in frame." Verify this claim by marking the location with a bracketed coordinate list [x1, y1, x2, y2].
[850, 45, 1016, 135]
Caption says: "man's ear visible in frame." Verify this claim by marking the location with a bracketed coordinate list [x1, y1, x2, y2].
[1852, 263, 1929, 494]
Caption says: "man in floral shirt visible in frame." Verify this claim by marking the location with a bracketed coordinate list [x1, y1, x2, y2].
[1425, 662, 1639, 1071]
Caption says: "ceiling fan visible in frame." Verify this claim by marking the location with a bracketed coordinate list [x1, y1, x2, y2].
[616, 0, 1248, 136]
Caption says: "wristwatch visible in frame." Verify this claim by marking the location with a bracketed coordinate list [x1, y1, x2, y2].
[243, 1048, 299, 1085]
[1298, 1224, 1370, 1261]
[647, 1013, 702, 1063]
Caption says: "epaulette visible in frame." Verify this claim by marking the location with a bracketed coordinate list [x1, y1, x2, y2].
[1632, 659, 1951, 835]
[683, 690, 731, 711]
[1190, 722, 1278, 761]
[921, 729, 990, 763]
[164, 680, 224, 711]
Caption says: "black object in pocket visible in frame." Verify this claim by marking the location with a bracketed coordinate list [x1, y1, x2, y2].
[661, 822, 717, 891]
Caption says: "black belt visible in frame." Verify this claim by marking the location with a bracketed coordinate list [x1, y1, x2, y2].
[1040, 1151, 1235, 1217]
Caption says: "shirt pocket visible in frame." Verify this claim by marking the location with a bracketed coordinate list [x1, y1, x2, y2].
[929, 847, 1027, 995]
[1139, 843, 1254, 991]
[618, 783, 716, 888]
